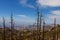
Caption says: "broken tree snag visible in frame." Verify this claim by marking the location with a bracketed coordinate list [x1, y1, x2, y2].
[11, 13, 14, 40]
[3, 17, 6, 40]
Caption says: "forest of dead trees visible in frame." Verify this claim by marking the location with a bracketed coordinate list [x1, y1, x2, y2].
[0, 8, 60, 40]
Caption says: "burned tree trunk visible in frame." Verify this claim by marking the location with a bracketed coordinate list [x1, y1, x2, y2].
[36, 6, 43, 40]
[53, 18, 56, 40]
[37, 8, 40, 40]
[3, 17, 6, 40]
[33, 23, 36, 40]
[42, 19, 45, 40]
[19, 31, 22, 40]
[55, 18, 58, 40]
[39, 13, 42, 40]
[15, 25, 18, 40]
[36, 7, 42, 40]
[10, 13, 14, 40]
[56, 28, 58, 40]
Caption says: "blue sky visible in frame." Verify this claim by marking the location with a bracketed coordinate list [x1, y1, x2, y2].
[0, 0, 60, 26]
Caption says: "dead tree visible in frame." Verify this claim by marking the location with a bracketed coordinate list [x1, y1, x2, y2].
[33, 23, 36, 40]
[53, 18, 56, 40]
[56, 27, 58, 40]
[42, 19, 45, 40]
[3, 17, 6, 40]
[22, 26, 24, 40]
[36, 7, 42, 40]
[10, 13, 14, 40]
[53, 18, 58, 40]
[49, 29, 51, 40]
[19, 26, 24, 40]
[55, 18, 58, 40]
[36, 8, 39, 40]
[39, 13, 42, 40]
[15, 24, 18, 40]
[19, 31, 21, 40]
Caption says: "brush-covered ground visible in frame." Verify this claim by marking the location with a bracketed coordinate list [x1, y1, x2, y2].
[0, 25, 60, 40]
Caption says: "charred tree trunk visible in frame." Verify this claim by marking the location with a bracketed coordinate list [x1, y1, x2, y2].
[33, 23, 36, 40]
[3, 17, 6, 40]
[55, 18, 58, 40]
[53, 18, 56, 40]
[49, 29, 51, 40]
[56, 30, 58, 40]
[42, 19, 45, 40]
[37, 8, 40, 40]
[19, 31, 21, 40]
[11, 13, 14, 40]
[36, 7, 42, 40]
[39, 13, 42, 40]
[15, 26, 17, 40]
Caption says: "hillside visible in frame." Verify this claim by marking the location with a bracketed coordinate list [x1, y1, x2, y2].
[0, 24, 60, 40]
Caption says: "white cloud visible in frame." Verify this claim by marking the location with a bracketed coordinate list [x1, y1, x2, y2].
[52, 11, 60, 15]
[20, 0, 27, 5]
[16, 14, 35, 25]
[47, 10, 60, 24]
[49, 10, 60, 18]
[25, 4, 35, 9]
[49, 11, 60, 19]
[49, 15, 57, 19]
[17, 14, 28, 18]
[37, 0, 60, 6]
[19, 0, 35, 9]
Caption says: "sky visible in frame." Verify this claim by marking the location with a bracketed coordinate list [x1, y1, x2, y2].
[0, 0, 60, 26]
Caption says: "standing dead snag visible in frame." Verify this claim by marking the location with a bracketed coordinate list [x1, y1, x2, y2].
[15, 24, 18, 40]
[19, 31, 22, 40]
[33, 23, 36, 40]
[36, 7, 42, 40]
[36, 7, 40, 40]
[3, 17, 6, 40]
[52, 18, 56, 40]
[48, 29, 51, 40]
[55, 18, 58, 40]
[39, 13, 42, 40]
[56, 26, 58, 40]
[42, 19, 45, 40]
[54, 18, 58, 40]
[10, 13, 14, 40]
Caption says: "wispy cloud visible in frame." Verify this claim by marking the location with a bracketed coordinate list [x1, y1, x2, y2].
[19, 0, 35, 9]
[46, 10, 60, 24]
[17, 14, 28, 18]
[37, 0, 60, 7]
[16, 14, 35, 25]
[49, 10, 60, 18]
[52, 11, 60, 15]
[19, 0, 27, 5]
